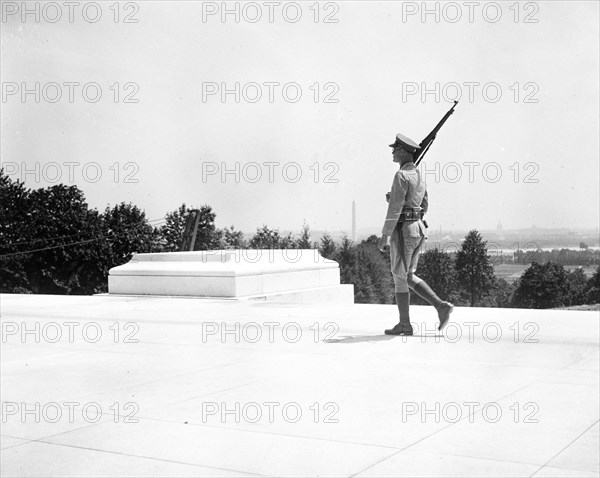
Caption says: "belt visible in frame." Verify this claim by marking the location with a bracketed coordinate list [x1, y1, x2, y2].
[399, 208, 423, 222]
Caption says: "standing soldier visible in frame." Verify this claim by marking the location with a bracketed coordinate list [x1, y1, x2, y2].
[378, 133, 453, 336]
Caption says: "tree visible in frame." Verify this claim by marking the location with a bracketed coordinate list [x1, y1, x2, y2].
[0, 170, 31, 292]
[585, 265, 600, 304]
[214, 225, 246, 249]
[159, 203, 189, 251]
[248, 225, 296, 249]
[279, 232, 297, 249]
[249, 225, 281, 249]
[319, 232, 337, 259]
[101, 203, 159, 271]
[566, 267, 588, 306]
[413, 248, 457, 304]
[482, 278, 515, 308]
[1, 171, 245, 294]
[454, 230, 495, 306]
[356, 241, 394, 304]
[297, 222, 313, 249]
[352, 248, 378, 303]
[0, 172, 162, 294]
[159, 204, 216, 251]
[512, 262, 570, 309]
[335, 236, 356, 285]
[329, 235, 395, 304]
[18, 184, 106, 294]
[364, 235, 380, 246]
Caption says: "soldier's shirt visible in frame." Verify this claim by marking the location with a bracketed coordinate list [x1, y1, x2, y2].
[382, 162, 428, 236]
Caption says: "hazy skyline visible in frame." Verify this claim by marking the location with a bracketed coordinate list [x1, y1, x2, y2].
[2, 1, 599, 234]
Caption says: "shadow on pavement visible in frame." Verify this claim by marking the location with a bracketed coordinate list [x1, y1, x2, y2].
[324, 334, 445, 343]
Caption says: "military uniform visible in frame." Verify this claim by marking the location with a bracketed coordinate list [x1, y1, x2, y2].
[383, 161, 428, 293]
[381, 133, 453, 335]
[383, 133, 428, 294]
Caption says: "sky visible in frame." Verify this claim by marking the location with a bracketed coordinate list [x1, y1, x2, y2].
[1, 0, 599, 235]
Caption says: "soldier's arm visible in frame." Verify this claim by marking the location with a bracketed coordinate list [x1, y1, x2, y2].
[382, 172, 408, 236]
[421, 190, 429, 215]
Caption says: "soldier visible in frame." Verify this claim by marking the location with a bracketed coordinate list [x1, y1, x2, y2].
[378, 133, 453, 336]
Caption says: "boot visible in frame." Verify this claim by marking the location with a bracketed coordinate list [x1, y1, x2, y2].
[413, 281, 454, 331]
[409, 285, 430, 304]
[407, 274, 432, 305]
[385, 292, 413, 336]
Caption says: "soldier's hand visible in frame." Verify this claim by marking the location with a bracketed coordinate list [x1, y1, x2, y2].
[385, 192, 390, 203]
[378, 235, 389, 253]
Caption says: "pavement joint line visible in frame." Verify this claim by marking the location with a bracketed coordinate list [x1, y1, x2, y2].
[354, 447, 562, 474]
[350, 356, 591, 478]
[6, 342, 583, 368]
[529, 419, 600, 478]
[84, 380, 599, 473]
[0, 434, 36, 451]
[2, 341, 271, 359]
[69, 361, 244, 403]
[0, 349, 90, 366]
[9, 346, 590, 468]
[3, 297, 597, 476]
[19, 378, 512, 455]
[6, 425, 594, 476]
[1, 434, 268, 477]
[0, 420, 101, 450]
[1, 361, 245, 407]
[172, 376, 281, 404]
[75, 339, 593, 367]
[3, 337, 344, 358]
[136, 340, 325, 354]
[103, 413, 405, 452]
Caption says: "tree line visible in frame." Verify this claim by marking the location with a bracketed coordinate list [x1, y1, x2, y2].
[512, 248, 600, 266]
[1, 169, 598, 307]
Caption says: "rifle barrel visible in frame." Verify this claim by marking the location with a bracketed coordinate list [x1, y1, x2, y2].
[414, 101, 458, 166]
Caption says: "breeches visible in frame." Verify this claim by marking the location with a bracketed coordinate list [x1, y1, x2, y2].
[389, 220, 426, 293]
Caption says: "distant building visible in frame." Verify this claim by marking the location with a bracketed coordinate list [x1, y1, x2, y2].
[497, 221, 505, 240]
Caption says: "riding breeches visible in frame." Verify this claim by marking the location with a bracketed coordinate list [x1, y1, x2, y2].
[389, 220, 426, 293]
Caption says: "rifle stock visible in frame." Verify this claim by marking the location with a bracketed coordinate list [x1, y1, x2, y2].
[414, 100, 458, 167]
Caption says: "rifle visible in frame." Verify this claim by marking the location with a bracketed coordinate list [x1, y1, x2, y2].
[414, 100, 458, 167]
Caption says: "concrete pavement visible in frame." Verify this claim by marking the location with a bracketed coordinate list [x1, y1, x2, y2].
[1, 294, 598, 477]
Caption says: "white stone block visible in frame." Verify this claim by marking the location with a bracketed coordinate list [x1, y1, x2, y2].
[108, 249, 352, 303]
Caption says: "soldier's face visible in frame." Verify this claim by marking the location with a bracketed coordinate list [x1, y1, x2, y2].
[393, 147, 414, 164]
[392, 147, 405, 163]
